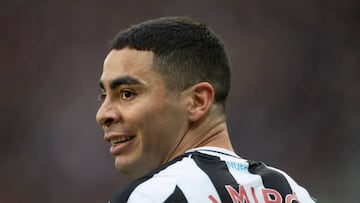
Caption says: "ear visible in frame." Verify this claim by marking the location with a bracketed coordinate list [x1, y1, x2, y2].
[187, 82, 215, 122]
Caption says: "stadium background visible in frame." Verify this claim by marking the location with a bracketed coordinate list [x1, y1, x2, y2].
[1, 0, 359, 202]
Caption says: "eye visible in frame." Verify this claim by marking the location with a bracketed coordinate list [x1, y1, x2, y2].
[121, 90, 136, 100]
[98, 92, 106, 102]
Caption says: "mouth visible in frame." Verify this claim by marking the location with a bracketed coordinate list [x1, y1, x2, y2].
[110, 136, 135, 145]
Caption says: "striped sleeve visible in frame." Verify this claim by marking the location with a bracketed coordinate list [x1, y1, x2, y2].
[248, 160, 293, 200]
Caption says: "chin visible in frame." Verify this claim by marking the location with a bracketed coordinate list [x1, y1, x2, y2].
[114, 157, 137, 176]
[114, 157, 127, 171]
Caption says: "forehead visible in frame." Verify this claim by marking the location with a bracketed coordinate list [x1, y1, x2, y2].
[101, 48, 160, 87]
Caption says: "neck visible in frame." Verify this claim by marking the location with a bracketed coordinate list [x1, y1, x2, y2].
[166, 109, 234, 162]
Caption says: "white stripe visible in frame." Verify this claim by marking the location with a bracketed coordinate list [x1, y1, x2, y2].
[128, 156, 221, 202]
[175, 157, 221, 202]
[127, 173, 177, 202]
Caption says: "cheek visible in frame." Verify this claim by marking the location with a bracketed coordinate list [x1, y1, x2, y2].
[141, 105, 170, 135]
[137, 105, 176, 140]
[125, 102, 167, 135]
[124, 97, 186, 146]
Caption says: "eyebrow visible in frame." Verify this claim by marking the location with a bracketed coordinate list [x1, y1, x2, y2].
[99, 76, 143, 90]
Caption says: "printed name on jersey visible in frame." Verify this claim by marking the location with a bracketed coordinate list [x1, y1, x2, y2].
[208, 185, 299, 203]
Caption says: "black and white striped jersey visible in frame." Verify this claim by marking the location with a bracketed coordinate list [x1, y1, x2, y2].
[109, 147, 316, 203]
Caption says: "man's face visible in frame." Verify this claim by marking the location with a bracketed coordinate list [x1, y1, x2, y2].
[96, 48, 189, 178]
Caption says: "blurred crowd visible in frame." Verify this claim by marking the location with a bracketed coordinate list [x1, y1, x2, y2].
[1, 0, 359, 202]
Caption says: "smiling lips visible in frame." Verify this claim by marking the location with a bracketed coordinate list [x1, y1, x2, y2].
[110, 136, 136, 145]
[107, 135, 136, 155]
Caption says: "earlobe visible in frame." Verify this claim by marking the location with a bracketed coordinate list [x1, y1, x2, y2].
[188, 82, 215, 122]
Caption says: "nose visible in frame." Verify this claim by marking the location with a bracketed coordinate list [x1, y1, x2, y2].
[96, 100, 120, 127]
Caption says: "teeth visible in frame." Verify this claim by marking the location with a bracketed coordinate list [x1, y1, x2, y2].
[110, 136, 134, 145]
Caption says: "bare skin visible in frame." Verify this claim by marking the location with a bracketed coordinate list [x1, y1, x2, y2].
[96, 48, 233, 178]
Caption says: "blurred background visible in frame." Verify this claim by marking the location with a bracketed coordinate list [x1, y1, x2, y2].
[1, 0, 359, 202]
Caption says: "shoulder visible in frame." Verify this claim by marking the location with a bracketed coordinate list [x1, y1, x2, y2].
[108, 154, 200, 202]
[186, 147, 317, 202]
[108, 148, 316, 202]
[109, 151, 228, 203]
[245, 160, 317, 202]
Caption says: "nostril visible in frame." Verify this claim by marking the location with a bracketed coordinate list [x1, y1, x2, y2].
[104, 118, 114, 126]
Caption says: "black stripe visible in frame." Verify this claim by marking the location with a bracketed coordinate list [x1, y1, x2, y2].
[248, 160, 294, 201]
[191, 151, 237, 203]
[164, 185, 188, 203]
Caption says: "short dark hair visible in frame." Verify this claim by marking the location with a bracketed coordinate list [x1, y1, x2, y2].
[110, 16, 231, 107]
